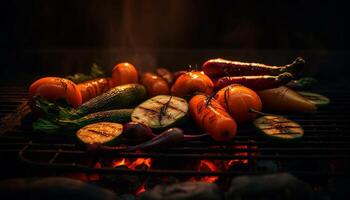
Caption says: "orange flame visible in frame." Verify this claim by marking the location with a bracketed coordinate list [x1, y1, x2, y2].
[112, 158, 152, 170]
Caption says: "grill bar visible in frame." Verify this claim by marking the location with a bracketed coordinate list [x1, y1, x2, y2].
[0, 87, 350, 178]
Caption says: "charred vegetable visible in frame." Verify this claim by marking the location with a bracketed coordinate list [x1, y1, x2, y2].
[122, 122, 154, 142]
[214, 72, 293, 91]
[298, 91, 330, 106]
[203, 57, 305, 78]
[189, 94, 237, 141]
[123, 122, 208, 143]
[36, 84, 146, 120]
[254, 115, 304, 141]
[33, 109, 132, 133]
[76, 122, 123, 145]
[77, 78, 113, 102]
[258, 86, 317, 112]
[131, 95, 188, 130]
[127, 128, 184, 151]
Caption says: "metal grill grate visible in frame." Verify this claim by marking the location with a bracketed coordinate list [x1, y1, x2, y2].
[0, 86, 350, 178]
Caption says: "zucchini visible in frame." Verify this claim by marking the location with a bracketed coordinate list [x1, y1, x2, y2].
[76, 84, 146, 117]
[298, 91, 330, 106]
[33, 109, 133, 133]
[76, 122, 123, 145]
[254, 115, 304, 141]
[36, 84, 146, 120]
[131, 95, 188, 130]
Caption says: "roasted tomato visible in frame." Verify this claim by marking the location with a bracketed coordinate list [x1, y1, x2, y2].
[112, 62, 138, 86]
[215, 84, 262, 123]
[171, 71, 214, 98]
[29, 77, 82, 108]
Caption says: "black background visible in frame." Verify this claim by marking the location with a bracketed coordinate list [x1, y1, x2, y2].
[1, 0, 349, 86]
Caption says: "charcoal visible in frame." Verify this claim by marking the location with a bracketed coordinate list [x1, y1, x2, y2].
[0, 177, 119, 200]
[120, 194, 136, 200]
[139, 181, 222, 200]
[100, 167, 144, 195]
[226, 173, 313, 200]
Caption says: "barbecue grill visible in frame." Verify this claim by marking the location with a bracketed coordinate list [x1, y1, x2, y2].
[2, 1, 350, 199]
[1, 85, 350, 198]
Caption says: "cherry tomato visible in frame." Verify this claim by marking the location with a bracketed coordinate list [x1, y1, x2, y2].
[171, 71, 214, 98]
[112, 62, 138, 86]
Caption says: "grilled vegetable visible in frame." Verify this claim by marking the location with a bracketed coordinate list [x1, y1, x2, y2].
[189, 94, 237, 141]
[35, 84, 146, 120]
[112, 62, 139, 86]
[127, 128, 184, 151]
[286, 77, 318, 90]
[73, 84, 146, 118]
[140, 73, 170, 97]
[67, 63, 106, 83]
[156, 68, 174, 85]
[214, 72, 293, 91]
[215, 84, 262, 123]
[76, 122, 123, 145]
[131, 95, 188, 130]
[203, 57, 305, 78]
[33, 109, 132, 133]
[171, 71, 214, 98]
[29, 77, 82, 108]
[254, 115, 304, 141]
[258, 86, 317, 112]
[173, 70, 187, 81]
[123, 121, 209, 142]
[122, 122, 154, 142]
[298, 91, 330, 106]
[77, 78, 113, 102]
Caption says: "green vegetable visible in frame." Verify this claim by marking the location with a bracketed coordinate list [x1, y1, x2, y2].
[298, 91, 330, 106]
[33, 109, 133, 133]
[131, 95, 188, 130]
[67, 63, 106, 83]
[36, 84, 146, 120]
[254, 115, 304, 142]
[76, 122, 123, 145]
[286, 77, 318, 90]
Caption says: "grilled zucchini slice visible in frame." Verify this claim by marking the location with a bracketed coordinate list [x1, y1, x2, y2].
[76, 122, 123, 145]
[131, 95, 188, 130]
[298, 91, 330, 106]
[254, 115, 304, 141]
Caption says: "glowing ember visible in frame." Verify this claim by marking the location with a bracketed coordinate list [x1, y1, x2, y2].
[135, 184, 146, 196]
[112, 158, 152, 170]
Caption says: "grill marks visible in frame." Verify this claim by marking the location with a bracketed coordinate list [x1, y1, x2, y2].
[76, 122, 123, 144]
[131, 95, 188, 129]
[254, 115, 304, 140]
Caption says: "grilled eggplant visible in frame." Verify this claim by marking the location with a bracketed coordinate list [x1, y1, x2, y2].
[131, 95, 188, 130]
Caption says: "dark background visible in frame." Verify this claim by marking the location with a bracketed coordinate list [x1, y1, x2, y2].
[1, 0, 349, 86]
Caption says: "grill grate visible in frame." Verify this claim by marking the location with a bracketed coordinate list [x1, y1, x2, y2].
[0, 86, 350, 178]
